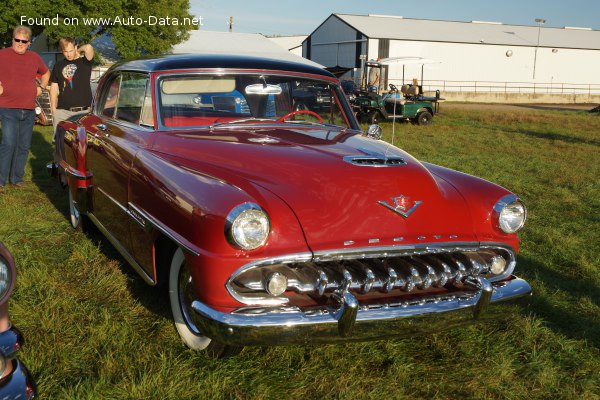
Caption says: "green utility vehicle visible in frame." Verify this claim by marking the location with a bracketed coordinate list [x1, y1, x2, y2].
[352, 58, 442, 125]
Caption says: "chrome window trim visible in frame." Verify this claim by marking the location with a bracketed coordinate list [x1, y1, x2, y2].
[225, 242, 517, 306]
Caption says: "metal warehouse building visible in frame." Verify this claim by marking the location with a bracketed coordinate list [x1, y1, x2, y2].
[302, 14, 600, 102]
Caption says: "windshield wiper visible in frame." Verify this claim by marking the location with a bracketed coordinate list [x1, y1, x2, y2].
[279, 120, 343, 129]
[210, 117, 274, 128]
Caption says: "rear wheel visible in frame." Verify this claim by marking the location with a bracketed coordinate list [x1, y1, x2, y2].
[168, 248, 243, 357]
[416, 111, 433, 125]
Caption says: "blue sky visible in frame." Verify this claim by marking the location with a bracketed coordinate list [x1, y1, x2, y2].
[190, 0, 599, 35]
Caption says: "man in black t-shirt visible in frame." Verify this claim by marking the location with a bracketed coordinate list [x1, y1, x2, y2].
[50, 38, 94, 142]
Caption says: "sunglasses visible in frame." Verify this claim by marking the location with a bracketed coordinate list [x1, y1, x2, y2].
[13, 38, 30, 44]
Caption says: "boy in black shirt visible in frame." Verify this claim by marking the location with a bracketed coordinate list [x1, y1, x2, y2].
[50, 38, 94, 142]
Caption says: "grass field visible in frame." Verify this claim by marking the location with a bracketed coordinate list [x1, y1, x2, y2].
[0, 104, 598, 399]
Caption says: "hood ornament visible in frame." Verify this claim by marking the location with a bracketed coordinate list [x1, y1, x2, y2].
[378, 195, 422, 218]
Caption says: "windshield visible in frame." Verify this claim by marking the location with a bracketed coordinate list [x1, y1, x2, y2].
[158, 73, 353, 129]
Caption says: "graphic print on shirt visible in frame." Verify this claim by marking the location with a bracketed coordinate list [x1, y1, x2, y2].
[62, 64, 78, 90]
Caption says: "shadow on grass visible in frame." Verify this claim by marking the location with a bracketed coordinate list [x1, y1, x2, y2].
[519, 254, 600, 348]
[28, 129, 173, 321]
[29, 129, 70, 220]
[511, 104, 594, 113]
[503, 127, 600, 147]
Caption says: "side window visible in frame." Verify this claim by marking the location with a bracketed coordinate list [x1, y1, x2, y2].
[139, 78, 154, 127]
[101, 75, 120, 118]
[115, 72, 148, 124]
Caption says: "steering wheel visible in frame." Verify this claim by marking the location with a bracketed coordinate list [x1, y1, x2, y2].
[276, 109, 323, 123]
[389, 83, 398, 93]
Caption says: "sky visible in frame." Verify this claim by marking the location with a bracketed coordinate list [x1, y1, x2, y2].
[190, 0, 600, 36]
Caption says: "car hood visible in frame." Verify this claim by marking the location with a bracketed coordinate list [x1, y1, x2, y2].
[152, 126, 477, 252]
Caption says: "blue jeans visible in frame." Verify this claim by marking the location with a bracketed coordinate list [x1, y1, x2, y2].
[0, 108, 36, 186]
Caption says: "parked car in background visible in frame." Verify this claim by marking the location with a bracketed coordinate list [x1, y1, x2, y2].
[48, 54, 530, 357]
[0, 243, 37, 398]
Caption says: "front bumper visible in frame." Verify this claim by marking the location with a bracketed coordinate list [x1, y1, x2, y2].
[192, 276, 531, 346]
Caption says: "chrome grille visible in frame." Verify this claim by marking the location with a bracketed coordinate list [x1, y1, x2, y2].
[228, 245, 515, 306]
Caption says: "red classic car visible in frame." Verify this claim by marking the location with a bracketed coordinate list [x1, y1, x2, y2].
[48, 54, 530, 357]
[0, 243, 37, 397]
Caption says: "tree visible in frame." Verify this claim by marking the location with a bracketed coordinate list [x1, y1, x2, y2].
[0, 0, 197, 59]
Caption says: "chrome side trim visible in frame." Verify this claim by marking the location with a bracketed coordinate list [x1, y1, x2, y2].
[58, 159, 92, 180]
[128, 203, 201, 257]
[86, 212, 156, 285]
[193, 277, 532, 346]
[94, 190, 201, 257]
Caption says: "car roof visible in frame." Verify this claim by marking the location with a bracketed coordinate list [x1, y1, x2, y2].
[108, 54, 336, 78]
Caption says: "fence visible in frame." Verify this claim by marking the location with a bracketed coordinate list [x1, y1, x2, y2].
[415, 80, 600, 95]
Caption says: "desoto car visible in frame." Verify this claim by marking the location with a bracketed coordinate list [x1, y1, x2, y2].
[0, 243, 37, 397]
[48, 54, 530, 357]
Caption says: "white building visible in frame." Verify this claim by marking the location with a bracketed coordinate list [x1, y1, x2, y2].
[302, 14, 600, 100]
[267, 35, 306, 57]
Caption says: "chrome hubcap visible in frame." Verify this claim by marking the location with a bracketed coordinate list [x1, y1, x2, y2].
[178, 262, 201, 335]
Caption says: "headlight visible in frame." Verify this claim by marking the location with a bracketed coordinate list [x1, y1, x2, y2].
[493, 195, 527, 234]
[0, 255, 14, 304]
[225, 203, 270, 250]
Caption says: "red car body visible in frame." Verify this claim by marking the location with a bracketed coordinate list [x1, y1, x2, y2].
[50, 55, 530, 354]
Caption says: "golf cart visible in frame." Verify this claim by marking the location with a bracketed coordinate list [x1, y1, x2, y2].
[352, 57, 442, 125]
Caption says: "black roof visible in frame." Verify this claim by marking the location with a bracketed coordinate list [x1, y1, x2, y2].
[109, 54, 334, 78]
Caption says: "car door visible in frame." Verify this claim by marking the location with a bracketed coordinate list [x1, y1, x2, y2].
[85, 71, 155, 261]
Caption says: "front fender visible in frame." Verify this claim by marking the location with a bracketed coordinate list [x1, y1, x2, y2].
[424, 162, 521, 251]
[129, 150, 310, 308]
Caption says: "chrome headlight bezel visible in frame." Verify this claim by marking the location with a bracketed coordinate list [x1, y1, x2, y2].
[0, 244, 16, 306]
[225, 203, 270, 250]
[493, 194, 527, 234]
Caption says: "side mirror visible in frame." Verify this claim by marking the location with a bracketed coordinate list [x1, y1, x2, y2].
[365, 124, 382, 140]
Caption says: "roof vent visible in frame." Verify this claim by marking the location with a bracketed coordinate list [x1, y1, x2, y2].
[368, 14, 403, 19]
[563, 26, 592, 30]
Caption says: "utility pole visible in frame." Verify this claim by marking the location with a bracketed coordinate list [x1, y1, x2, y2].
[229, 16, 234, 32]
[533, 18, 546, 80]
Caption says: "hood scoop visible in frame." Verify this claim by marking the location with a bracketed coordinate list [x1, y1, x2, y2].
[343, 148, 407, 167]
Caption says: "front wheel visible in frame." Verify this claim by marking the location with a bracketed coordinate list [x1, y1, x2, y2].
[168, 248, 242, 357]
[416, 111, 433, 125]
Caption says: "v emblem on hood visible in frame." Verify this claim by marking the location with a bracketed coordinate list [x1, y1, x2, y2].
[378, 195, 422, 218]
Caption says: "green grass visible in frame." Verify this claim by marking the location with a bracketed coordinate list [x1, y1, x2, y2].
[1, 105, 599, 399]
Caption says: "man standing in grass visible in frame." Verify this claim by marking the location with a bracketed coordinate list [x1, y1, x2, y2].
[50, 37, 94, 145]
[0, 25, 50, 193]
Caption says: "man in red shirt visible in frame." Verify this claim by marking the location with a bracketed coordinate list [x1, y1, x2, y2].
[0, 25, 50, 192]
